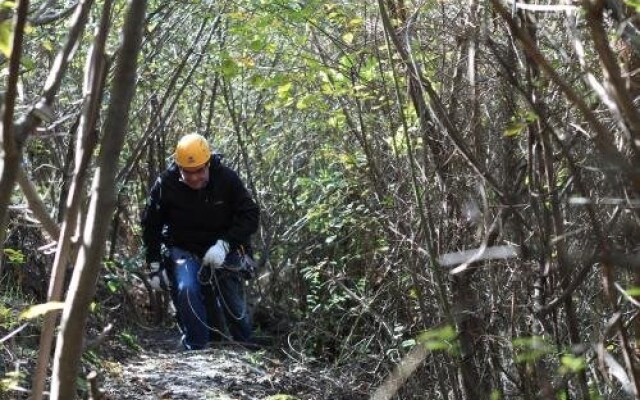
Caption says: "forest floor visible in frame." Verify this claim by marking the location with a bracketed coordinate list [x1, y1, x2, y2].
[100, 328, 370, 400]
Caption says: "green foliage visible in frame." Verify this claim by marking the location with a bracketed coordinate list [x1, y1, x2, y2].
[117, 330, 142, 351]
[0, 370, 25, 394]
[2, 248, 25, 264]
[416, 325, 458, 353]
[82, 350, 101, 367]
[512, 336, 553, 364]
[589, 385, 603, 400]
[559, 353, 585, 375]
[0, 280, 35, 334]
[0, 303, 15, 329]
[504, 110, 538, 138]
[626, 0, 640, 12]
[623, 286, 640, 296]
[103, 260, 124, 294]
[0, 19, 12, 58]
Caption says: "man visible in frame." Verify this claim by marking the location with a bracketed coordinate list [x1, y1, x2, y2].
[141, 133, 259, 350]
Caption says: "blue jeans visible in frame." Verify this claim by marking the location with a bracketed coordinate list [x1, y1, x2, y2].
[210, 268, 253, 343]
[168, 247, 252, 349]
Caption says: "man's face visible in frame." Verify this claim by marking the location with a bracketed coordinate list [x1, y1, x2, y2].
[179, 162, 210, 190]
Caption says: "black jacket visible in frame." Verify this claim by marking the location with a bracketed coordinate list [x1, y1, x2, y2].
[141, 155, 259, 264]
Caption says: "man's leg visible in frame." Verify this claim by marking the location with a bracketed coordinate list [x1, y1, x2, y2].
[169, 247, 208, 350]
[216, 271, 252, 343]
[202, 283, 228, 342]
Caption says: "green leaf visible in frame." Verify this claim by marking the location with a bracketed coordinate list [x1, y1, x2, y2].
[1, 370, 24, 392]
[20, 302, 65, 320]
[416, 325, 458, 352]
[0, 1, 16, 10]
[3, 248, 25, 264]
[220, 56, 239, 78]
[625, 286, 640, 296]
[0, 19, 13, 58]
[327, 113, 346, 128]
[348, 17, 363, 28]
[513, 336, 553, 364]
[107, 280, 119, 293]
[342, 32, 354, 44]
[626, 0, 640, 12]
[504, 121, 526, 138]
[360, 57, 378, 82]
[560, 354, 585, 374]
[250, 37, 265, 51]
[296, 94, 316, 110]
[277, 82, 292, 99]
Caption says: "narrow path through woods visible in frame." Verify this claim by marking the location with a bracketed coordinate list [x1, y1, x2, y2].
[101, 329, 368, 400]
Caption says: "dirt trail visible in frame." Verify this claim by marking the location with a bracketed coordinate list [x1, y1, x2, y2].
[101, 330, 367, 400]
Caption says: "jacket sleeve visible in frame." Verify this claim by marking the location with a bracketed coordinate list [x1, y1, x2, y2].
[141, 177, 165, 264]
[224, 170, 260, 248]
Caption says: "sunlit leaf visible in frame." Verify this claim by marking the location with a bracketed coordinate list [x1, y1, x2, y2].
[0, 19, 13, 58]
[626, 0, 640, 12]
[416, 325, 458, 352]
[238, 56, 255, 68]
[221, 57, 239, 78]
[0, 1, 16, 10]
[348, 17, 363, 28]
[1, 370, 23, 392]
[296, 94, 316, 110]
[277, 82, 292, 99]
[107, 280, 119, 294]
[264, 395, 299, 400]
[560, 354, 585, 374]
[513, 336, 553, 364]
[624, 286, 640, 296]
[3, 248, 25, 264]
[19, 302, 65, 320]
[504, 121, 526, 138]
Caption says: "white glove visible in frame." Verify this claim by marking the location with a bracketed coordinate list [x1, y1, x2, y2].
[148, 262, 169, 290]
[202, 240, 229, 267]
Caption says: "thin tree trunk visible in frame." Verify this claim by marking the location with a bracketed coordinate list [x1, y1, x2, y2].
[468, 0, 483, 162]
[30, 1, 111, 398]
[49, 1, 145, 398]
[0, 0, 30, 232]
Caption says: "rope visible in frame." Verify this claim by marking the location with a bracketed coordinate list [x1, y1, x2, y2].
[185, 282, 233, 342]
[197, 262, 248, 321]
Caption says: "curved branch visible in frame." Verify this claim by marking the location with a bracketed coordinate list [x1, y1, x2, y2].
[29, 2, 78, 26]
[17, 165, 60, 238]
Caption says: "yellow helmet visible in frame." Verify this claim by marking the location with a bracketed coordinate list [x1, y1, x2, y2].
[174, 133, 211, 168]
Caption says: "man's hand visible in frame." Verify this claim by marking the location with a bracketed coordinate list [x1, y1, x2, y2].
[202, 240, 229, 267]
[148, 261, 169, 290]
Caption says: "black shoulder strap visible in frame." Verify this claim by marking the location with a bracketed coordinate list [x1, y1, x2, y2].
[211, 153, 223, 168]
